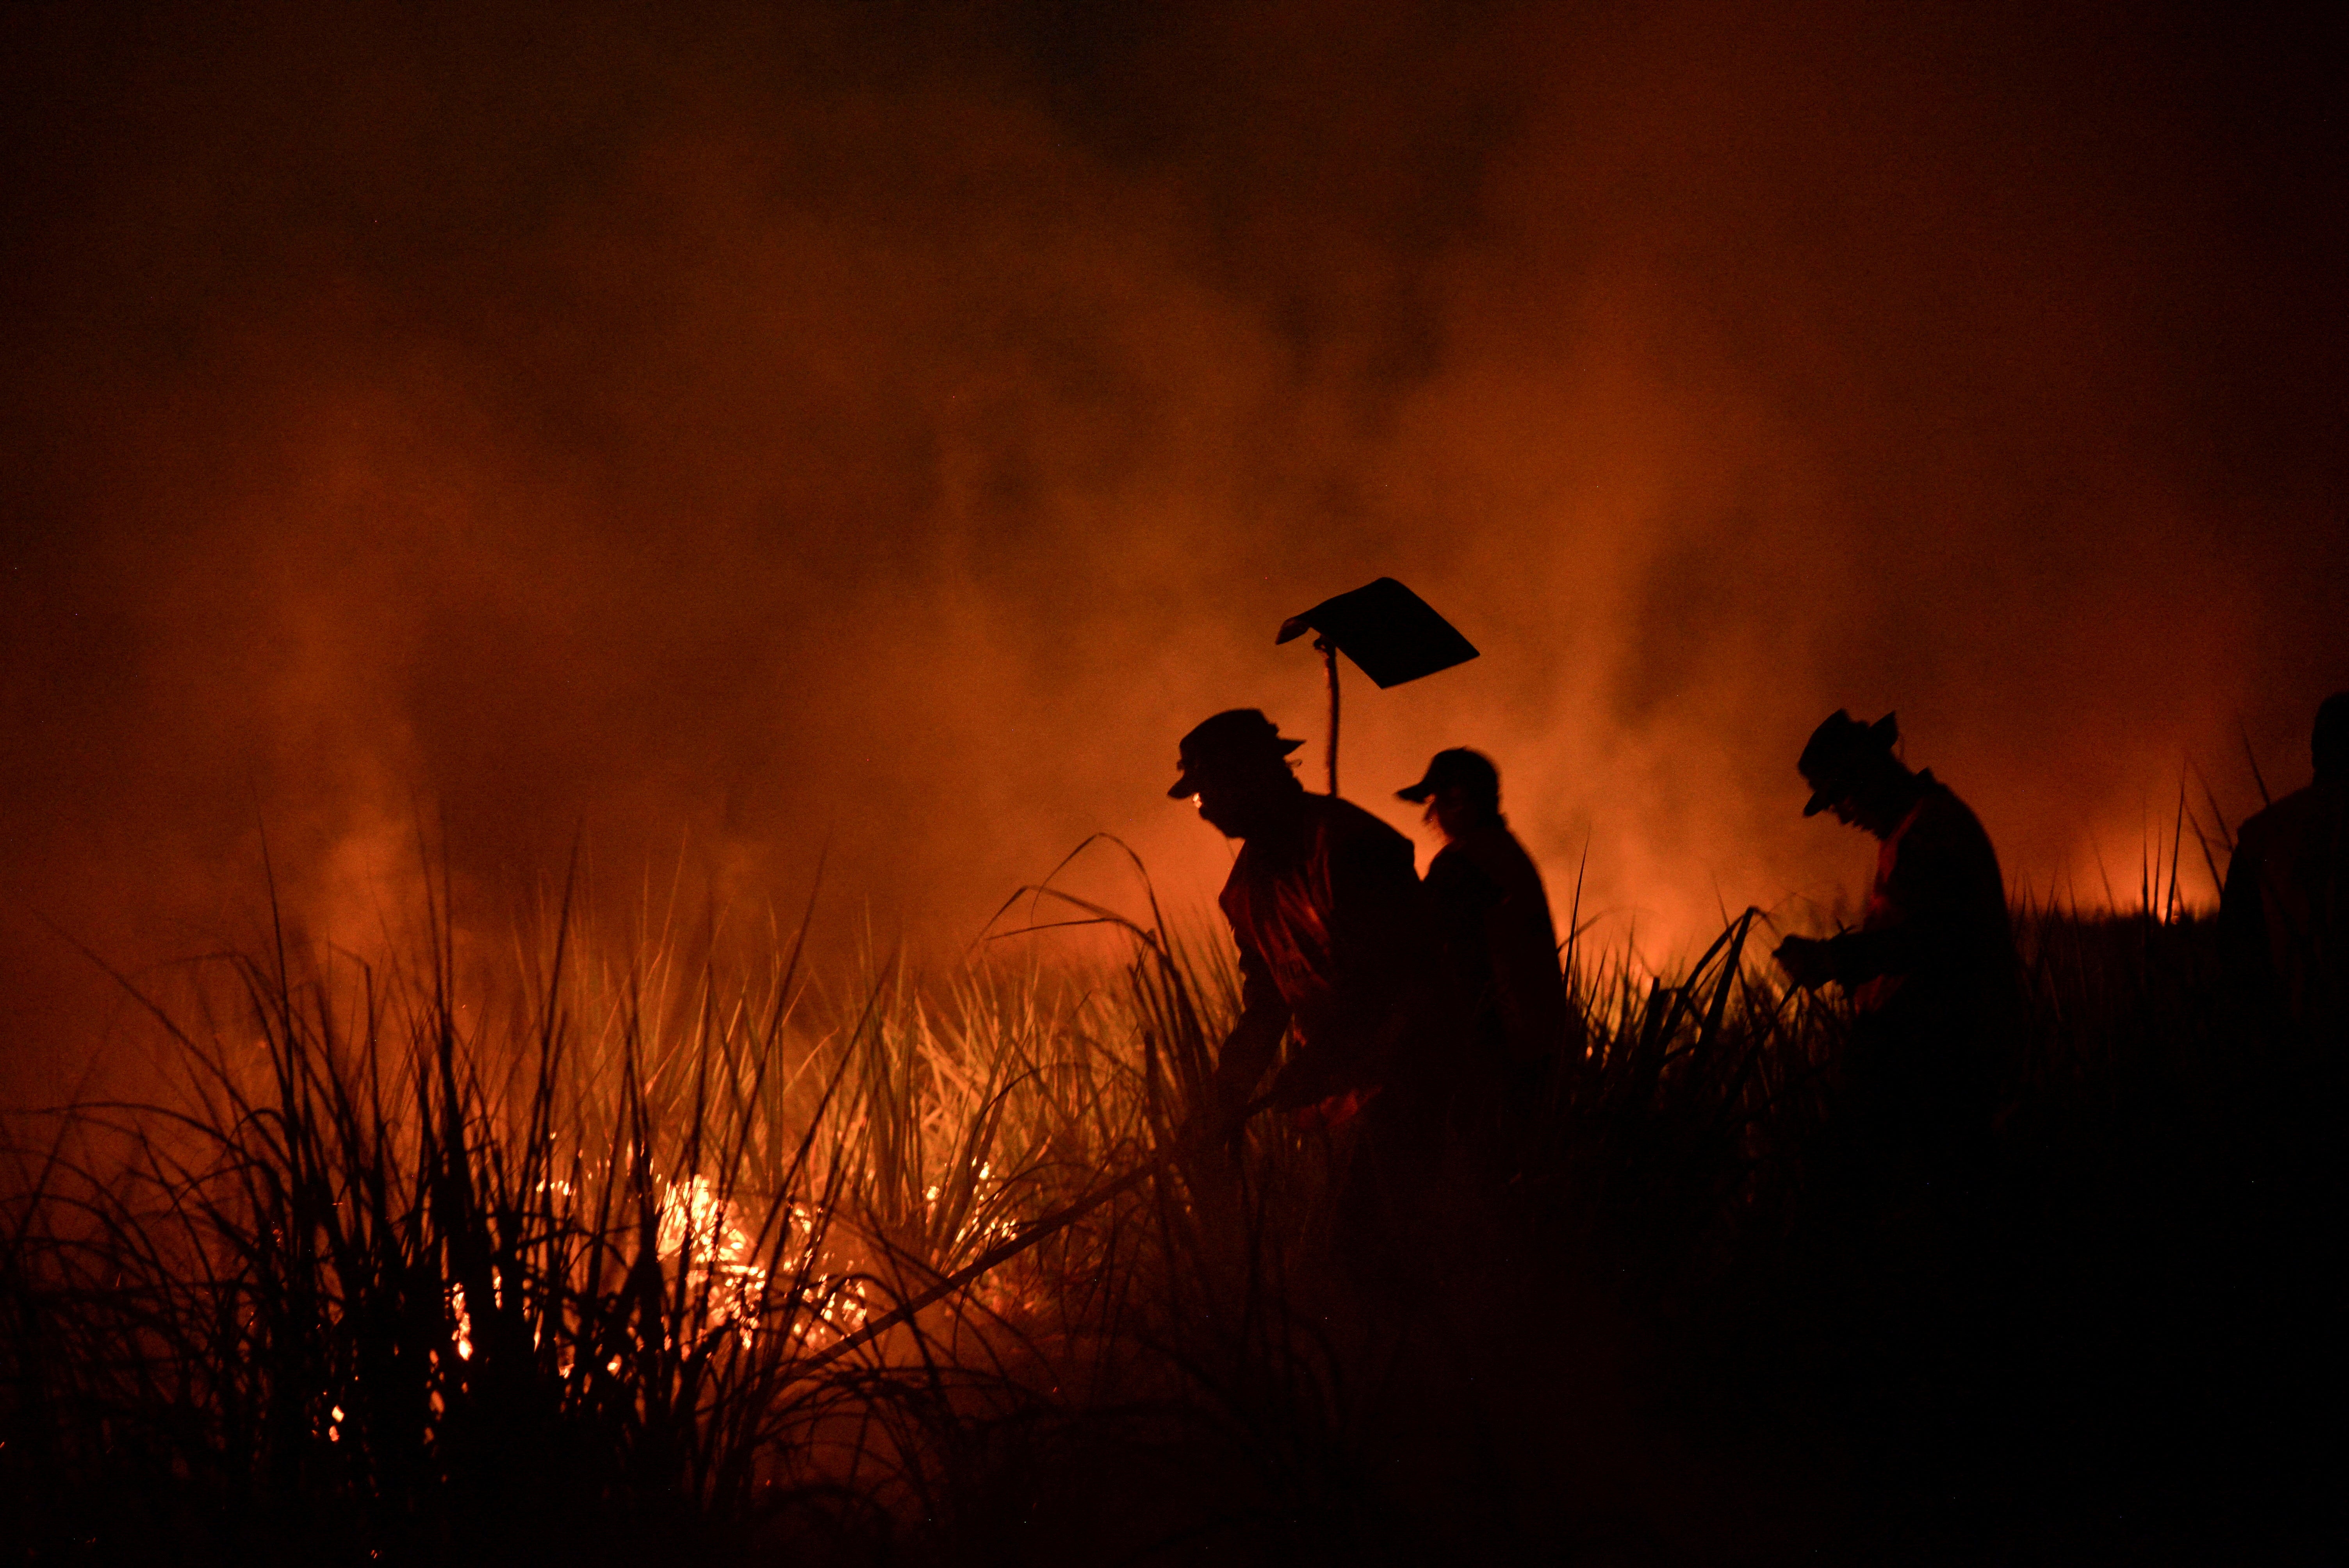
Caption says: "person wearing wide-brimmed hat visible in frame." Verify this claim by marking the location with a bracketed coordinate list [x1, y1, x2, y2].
[1775, 710, 2016, 1185]
[1398, 748, 1576, 1095]
[1167, 709, 1451, 1136]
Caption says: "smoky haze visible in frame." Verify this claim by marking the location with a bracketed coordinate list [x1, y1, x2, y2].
[5, 0, 2346, 1098]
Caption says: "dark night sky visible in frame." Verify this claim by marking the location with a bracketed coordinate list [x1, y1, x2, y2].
[4, 0, 2346, 1097]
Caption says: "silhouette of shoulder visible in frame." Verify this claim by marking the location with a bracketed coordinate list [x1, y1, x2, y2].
[1434, 820, 1544, 898]
[2237, 779, 2349, 855]
[1886, 776, 2005, 902]
[1219, 795, 1418, 914]
[2228, 779, 2349, 925]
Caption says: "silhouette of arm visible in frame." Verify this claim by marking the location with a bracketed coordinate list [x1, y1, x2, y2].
[1823, 923, 1920, 985]
[2218, 812, 2286, 1010]
[1214, 933, 1290, 1114]
[2219, 821, 2268, 962]
[1487, 898, 1571, 1061]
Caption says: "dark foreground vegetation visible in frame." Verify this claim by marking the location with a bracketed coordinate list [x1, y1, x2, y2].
[2, 862, 2341, 1566]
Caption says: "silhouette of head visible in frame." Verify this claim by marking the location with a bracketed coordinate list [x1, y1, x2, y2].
[2315, 691, 2349, 782]
[1798, 710, 1911, 833]
[1169, 709, 1306, 837]
[1397, 748, 1500, 841]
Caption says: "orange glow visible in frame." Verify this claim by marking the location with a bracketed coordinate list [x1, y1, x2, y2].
[2, 0, 2344, 1110]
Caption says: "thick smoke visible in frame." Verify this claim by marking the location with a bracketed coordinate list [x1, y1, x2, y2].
[4, 0, 2345, 1099]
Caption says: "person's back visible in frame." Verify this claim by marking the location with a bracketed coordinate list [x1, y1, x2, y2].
[1219, 790, 1446, 1106]
[1425, 821, 1569, 1059]
[1398, 748, 1576, 1124]
[1854, 772, 2016, 1032]
[2222, 692, 2349, 1033]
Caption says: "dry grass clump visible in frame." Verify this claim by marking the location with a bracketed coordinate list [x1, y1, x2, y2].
[2, 853, 2339, 1564]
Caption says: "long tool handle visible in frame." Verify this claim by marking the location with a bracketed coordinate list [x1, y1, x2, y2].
[1316, 637, 1340, 795]
[787, 1098, 1273, 1381]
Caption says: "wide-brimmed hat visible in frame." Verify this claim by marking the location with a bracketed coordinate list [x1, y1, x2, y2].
[1167, 709, 1305, 799]
[1396, 747, 1498, 805]
[1798, 710, 1898, 816]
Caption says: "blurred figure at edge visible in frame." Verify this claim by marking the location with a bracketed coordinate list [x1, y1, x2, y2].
[2221, 691, 2349, 1037]
[1774, 711, 2018, 1197]
[1397, 748, 1579, 1108]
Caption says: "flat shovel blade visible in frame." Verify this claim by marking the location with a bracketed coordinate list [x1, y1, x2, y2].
[1274, 577, 1479, 689]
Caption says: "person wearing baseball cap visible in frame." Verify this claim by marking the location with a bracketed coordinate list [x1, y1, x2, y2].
[1167, 708, 1453, 1157]
[1397, 748, 1574, 1096]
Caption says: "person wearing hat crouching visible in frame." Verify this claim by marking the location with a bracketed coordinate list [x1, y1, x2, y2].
[1773, 710, 2019, 1200]
[1170, 710, 1455, 1144]
[1398, 748, 1577, 1112]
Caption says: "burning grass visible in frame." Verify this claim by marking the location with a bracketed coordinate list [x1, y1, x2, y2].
[2, 854, 2340, 1565]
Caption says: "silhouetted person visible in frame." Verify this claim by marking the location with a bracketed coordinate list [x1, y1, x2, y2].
[1774, 711, 2017, 1187]
[1169, 709, 1451, 1128]
[2221, 692, 2349, 1035]
[1397, 748, 1576, 1100]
